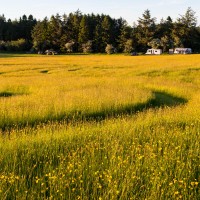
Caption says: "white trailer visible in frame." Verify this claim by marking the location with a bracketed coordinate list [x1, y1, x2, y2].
[174, 48, 192, 54]
[145, 49, 162, 55]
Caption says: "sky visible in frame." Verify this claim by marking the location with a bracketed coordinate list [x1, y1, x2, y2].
[1, 0, 200, 25]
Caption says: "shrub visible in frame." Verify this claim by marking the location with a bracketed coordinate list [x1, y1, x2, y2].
[82, 41, 93, 53]
[65, 41, 75, 53]
[124, 39, 134, 53]
[105, 44, 115, 54]
[5, 39, 28, 51]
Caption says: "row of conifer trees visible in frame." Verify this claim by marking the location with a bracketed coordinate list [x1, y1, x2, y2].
[0, 8, 200, 53]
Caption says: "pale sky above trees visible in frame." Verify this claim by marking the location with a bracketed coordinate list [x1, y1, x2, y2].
[1, 0, 199, 25]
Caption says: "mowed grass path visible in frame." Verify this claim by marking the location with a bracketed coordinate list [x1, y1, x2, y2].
[0, 54, 199, 199]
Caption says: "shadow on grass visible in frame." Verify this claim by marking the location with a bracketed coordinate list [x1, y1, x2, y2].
[0, 91, 16, 97]
[77, 91, 187, 121]
[0, 91, 188, 132]
[0, 90, 29, 98]
[40, 70, 49, 74]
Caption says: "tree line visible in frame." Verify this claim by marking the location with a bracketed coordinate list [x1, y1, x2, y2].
[0, 14, 37, 51]
[0, 8, 200, 53]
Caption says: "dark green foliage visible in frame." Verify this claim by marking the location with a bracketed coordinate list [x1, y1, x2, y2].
[0, 14, 36, 42]
[148, 38, 161, 49]
[118, 19, 133, 52]
[78, 16, 90, 46]
[135, 10, 156, 52]
[32, 17, 50, 51]
[0, 7, 200, 53]
[123, 39, 134, 53]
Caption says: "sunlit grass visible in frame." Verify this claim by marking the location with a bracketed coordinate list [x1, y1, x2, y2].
[0, 54, 199, 199]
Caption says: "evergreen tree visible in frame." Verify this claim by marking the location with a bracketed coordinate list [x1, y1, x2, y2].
[118, 19, 132, 52]
[48, 14, 63, 50]
[71, 10, 82, 51]
[135, 10, 156, 51]
[32, 17, 50, 52]
[156, 16, 173, 39]
[60, 14, 69, 52]
[94, 19, 103, 52]
[178, 7, 197, 28]
[101, 15, 114, 50]
[0, 15, 6, 40]
[176, 7, 199, 50]
[78, 15, 90, 50]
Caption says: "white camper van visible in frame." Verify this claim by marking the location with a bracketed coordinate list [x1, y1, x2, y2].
[145, 49, 162, 55]
[174, 48, 192, 54]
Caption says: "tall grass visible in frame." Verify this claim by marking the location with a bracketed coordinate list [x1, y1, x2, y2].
[0, 54, 199, 199]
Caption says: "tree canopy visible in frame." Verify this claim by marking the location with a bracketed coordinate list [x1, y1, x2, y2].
[0, 8, 200, 53]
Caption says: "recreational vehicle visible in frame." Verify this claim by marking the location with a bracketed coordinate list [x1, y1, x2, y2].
[145, 49, 162, 55]
[174, 48, 192, 54]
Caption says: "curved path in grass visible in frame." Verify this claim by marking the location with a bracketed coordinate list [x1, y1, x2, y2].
[0, 90, 188, 132]
[79, 90, 188, 121]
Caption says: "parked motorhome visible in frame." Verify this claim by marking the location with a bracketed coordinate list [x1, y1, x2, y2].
[145, 49, 162, 55]
[45, 49, 58, 55]
[174, 48, 192, 54]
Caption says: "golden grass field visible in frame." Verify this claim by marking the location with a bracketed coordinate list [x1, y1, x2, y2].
[0, 54, 199, 199]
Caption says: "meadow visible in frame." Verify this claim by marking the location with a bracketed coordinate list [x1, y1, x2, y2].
[0, 54, 199, 199]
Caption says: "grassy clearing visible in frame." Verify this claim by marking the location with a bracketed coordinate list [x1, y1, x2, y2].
[0, 54, 199, 199]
